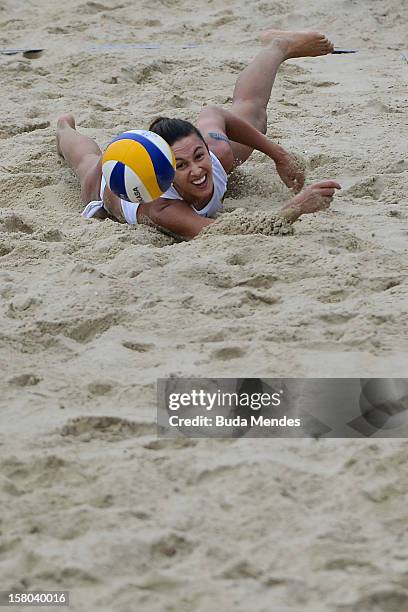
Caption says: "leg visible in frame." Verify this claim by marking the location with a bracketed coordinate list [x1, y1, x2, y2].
[229, 31, 334, 164]
[56, 113, 102, 204]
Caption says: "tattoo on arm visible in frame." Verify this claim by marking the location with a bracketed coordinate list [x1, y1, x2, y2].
[207, 131, 230, 143]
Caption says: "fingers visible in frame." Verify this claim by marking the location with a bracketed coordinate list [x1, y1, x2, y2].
[316, 188, 337, 197]
[288, 168, 305, 193]
[295, 172, 305, 191]
[277, 158, 305, 193]
[311, 180, 342, 190]
[284, 175, 299, 190]
[292, 182, 304, 194]
[291, 180, 303, 194]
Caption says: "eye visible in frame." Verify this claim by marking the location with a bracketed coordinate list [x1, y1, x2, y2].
[195, 152, 204, 160]
[176, 162, 186, 170]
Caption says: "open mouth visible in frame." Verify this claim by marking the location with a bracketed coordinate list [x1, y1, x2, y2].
[191, 174, 208, 188]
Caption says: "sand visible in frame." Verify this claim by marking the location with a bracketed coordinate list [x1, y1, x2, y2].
[1, 0, 408, 610]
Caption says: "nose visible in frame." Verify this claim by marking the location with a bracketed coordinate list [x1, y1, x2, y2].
[190, 162, 202, 178]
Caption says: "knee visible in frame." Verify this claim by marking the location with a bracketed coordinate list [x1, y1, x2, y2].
[231, 99, 267, 134]
[197, 104, 223, 124]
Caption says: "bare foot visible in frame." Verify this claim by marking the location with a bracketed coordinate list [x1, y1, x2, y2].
[56, 112, 76, 156]
[260, 29, 334, 58]
[280, 181, 341, 222]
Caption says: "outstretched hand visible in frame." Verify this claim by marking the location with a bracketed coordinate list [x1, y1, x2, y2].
[280, 180, 342, 222]
[275, 153, 305, 193]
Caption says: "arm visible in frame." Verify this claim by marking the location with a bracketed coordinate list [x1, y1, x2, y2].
[139, 182, 341, 238]
[197, 106, 304, 191]
[219, 108, 289, 163]
[103, 187, 211, 240]
[138, 198, 214, 240]
[200, 181, 342, 238]
[198, 106, 288, 162]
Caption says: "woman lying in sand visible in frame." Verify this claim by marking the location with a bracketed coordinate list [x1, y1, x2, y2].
[56, 29, 341, 240]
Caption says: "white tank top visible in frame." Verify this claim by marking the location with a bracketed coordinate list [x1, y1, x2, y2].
[160, 151, 227, 217]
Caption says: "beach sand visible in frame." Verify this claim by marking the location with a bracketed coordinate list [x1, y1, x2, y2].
[1, 0, 408, 610]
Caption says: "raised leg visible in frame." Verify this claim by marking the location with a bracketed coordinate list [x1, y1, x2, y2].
[229, 30, 334, 164]
[56, 113, 102, 204]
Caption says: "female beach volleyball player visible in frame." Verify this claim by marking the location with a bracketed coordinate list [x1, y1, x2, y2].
[56, 29, 341, 239]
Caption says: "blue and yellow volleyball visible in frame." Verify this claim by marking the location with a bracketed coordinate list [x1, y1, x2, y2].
[102, 130, 176, 203]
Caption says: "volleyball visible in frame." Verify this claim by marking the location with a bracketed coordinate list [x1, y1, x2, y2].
[102, 130, 176, 203]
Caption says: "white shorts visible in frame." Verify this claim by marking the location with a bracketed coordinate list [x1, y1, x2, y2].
[81, 176, 139, 224]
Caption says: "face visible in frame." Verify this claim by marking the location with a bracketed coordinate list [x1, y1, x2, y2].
[171, 134, 213, 204]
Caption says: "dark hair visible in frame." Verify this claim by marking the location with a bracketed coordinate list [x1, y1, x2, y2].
[149, 116, 208, 150]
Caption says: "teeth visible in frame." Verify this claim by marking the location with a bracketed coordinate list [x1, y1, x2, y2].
[192, 175, 206, 185]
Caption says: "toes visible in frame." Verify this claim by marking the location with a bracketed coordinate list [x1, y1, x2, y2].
[316, 34, 333, 53]
[319, 43, 333, 55]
